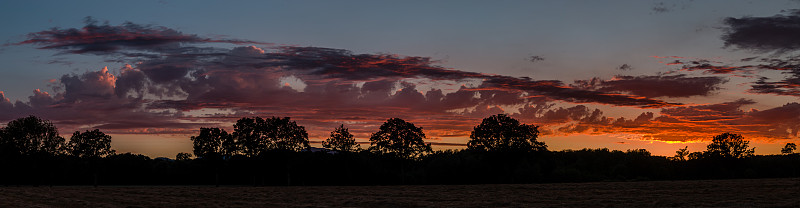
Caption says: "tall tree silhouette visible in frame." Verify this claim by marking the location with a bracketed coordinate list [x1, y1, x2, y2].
[467, 114, 547, 152]
[323, 124, 361, 152]
[670, 146, 689, 161]
[369, 118, 432, 159]
[704, 133, 755, 158]
[0, 116, 65, 156]
[234, 116, 310, 156]
[68, 129, 115, 158]
[191, 127, 233, 158]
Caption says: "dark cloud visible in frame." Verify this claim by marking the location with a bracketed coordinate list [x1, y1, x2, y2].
[178, 45, 677, 108]
[0, 91, 16, 115]
[59, 67, 116, 102]
[114, 64, 148, 98]
[750, 75, 800, 96]
[478, 76, 678, 108]
[722, 10, 800, 53]
[13, 17, 264, 56]
[675, 56, 800, 97]
[528, 55, 544, 63]
[617, 64, 632, 71]
[682, 63, 750, 74]
[651, 2, 671, 14]
[740, 102, 800, 137]
[650, 1, 691, 14]
[745, 57, 800, 97]
[573, 75, 728, 98]
[661, 99, 755, 121]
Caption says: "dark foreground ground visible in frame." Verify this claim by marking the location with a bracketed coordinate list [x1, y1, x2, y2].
[0, 178, 797, 207]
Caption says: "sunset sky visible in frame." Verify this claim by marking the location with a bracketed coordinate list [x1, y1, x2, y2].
[1, 0, 799, 157]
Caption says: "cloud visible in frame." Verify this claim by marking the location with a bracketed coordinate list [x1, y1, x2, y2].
[722, 10, 800, 53]
[673, 56, 800, 97]
[118, 44, 677, 109]
[0, 66, 213, 133]
[515, 99, 799, 142]
[650, 1, 692, 14]
[651, 2, 671, 14]
[0, 91, 13, 111]
[12, 17, 264, 56]
[12, 18, 680, 110]
[660, 99, 755, 121]
[13, 18, 800, 144]
[528, 55, 545, 63]
[573, 74, 728, 98]
[60, 66, 116, 101]
[750, 76, 800, 96]
[739, 102, 800, 137]
[617, 64, 632, 71]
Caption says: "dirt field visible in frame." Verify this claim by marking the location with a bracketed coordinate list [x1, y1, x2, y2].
[0, 178, 797, 207]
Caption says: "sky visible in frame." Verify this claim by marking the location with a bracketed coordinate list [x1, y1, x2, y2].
[1, 0, 800, 157]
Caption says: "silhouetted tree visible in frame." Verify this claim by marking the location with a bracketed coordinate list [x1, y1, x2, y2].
[68, 129, 115, 158]
[176, 152, 192, 161]
[234, 117, 310, 156]
[323, 124, 361, 152]
[0, 116, 65, 156]
[687, 151, 704, 160]
[670, 146, 689, 161]
[191, 127, 233, 159]
[782, 143, 797, 154]
[369, 118, 432, 159]
[704, 133, 754, 158]
[467, 114, 547, 152]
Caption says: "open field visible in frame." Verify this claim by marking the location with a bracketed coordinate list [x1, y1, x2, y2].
[0, 178, 797, 207]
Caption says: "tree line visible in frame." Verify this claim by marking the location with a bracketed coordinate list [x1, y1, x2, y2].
[0, 114, 797, 186]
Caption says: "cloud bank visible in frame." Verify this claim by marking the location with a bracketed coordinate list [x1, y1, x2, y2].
[3, 18, 798, 144]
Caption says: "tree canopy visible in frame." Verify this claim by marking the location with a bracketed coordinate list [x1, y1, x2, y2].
[369, 118, 432, 159]
[782, 143, 797, 154]
[233, 116, 310, 156]
[0, 115, 65, 156]
[191, 127, 233, 159]
[68, 129, 115, 158]
[467, 114, 547, 152]
[323, 124, 361, 152]
[176, 152, 192, 161]
[704, 133, 755, 158]
[670, 146, 689, 161]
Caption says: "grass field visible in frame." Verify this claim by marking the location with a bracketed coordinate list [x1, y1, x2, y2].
[0, 178, 797, 207]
